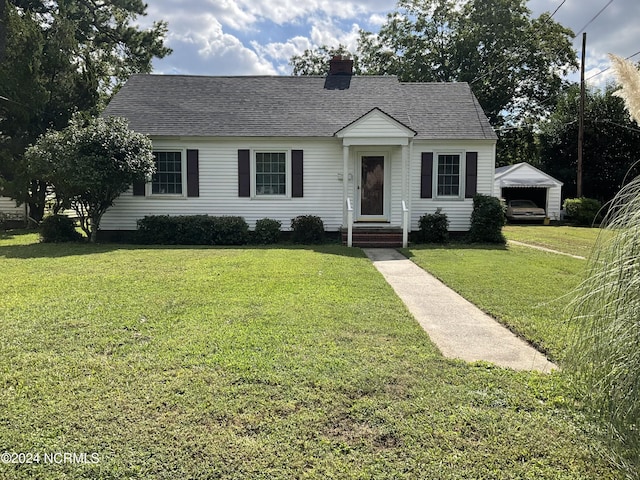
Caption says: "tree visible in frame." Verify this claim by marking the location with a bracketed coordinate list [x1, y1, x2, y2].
[290, 45, 360, 76]
[24, 115, 155, 242]
[538, 84, 640, 202]
[291, 0, 576, 127]
[0, 0, 170, 222]
[495, 125, 541, 167]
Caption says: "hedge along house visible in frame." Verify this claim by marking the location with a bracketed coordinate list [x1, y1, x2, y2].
[494, 163, 564, 221]
[100, 57, 497, 246]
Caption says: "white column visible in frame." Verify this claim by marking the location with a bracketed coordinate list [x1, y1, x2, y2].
[401, 144, 409, 204]
[343, 145, 349, 224]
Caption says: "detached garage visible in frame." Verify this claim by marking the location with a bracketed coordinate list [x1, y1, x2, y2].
[494, 163, 563, 220]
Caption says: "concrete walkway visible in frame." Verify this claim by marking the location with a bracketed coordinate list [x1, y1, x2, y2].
[364, 248, 557, 372]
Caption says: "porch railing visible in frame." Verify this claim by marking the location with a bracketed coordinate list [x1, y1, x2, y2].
[402, 200, 409, 248]
[346, 197, 353, 247]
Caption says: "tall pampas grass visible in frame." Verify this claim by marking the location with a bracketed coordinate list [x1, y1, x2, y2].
[567, 55, 640, 479]
[610, 54, 640, 124]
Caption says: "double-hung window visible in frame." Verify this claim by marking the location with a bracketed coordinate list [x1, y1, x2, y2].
[437, 154, 461, 197]
[152, 151, 183, 195]
[255, 151, 287, 196]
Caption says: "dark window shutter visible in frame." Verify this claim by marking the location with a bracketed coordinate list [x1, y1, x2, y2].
[238, 149, 250, 197]
[465, 152, 478, 198]
[187, 149, 199, 197]
[291, 150, 303, 198]
[132, 179, 146, 196]
[420, 152, 433, 198]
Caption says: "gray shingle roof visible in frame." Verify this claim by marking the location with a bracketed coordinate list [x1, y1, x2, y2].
[103, 74, 497, 141]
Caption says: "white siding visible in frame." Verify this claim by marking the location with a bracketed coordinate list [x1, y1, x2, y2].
[546, 186, 562, 220]
[410, 140, 496, 232]
[101, 136, 496, 233]
[338, 110, 413, 139]
[101, 138, 347, 231]
[0, 196, 25, 218]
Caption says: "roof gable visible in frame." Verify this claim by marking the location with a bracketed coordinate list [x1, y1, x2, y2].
[495, 162, 563, 186]
[335, 107, 416, 139]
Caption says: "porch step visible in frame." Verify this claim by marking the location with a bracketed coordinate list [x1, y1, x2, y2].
[341, 227, 404, 248]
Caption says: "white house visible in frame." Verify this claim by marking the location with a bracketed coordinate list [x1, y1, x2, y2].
[100, 57, 497, 246]
[494, 162, 563, 220]
[0, 195, 27, 224]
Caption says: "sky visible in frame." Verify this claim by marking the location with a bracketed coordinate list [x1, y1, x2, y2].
[140, 0, 639, 88]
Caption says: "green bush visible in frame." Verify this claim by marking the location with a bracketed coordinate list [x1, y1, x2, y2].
[136, 215, 249, 245]
[418, 211, 449, 243]
[212, 216, 249, 245]
[253, 218, 282, 244]
[136, 215, 177, 244]
[563, 197, 602, 226]
[467, 194, 506, 244]
[40, 215, 83, 243]
[290, 215, 324, 244]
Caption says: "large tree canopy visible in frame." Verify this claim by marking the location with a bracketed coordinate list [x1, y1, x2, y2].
[0, 0, 170, 221]
[539, 83, 640, 202]
[291, 0, 577, 127]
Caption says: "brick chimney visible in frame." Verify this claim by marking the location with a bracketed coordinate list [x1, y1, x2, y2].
[329, 55, 354, 75]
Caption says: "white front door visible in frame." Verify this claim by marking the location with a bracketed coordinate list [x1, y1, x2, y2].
[358, 155, 387, 221]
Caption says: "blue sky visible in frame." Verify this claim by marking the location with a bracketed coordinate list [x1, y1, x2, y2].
[141, 0, 639, 88]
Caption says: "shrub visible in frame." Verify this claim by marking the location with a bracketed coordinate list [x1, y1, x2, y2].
[136, 215, 249, 245]
[40, 214, 83, 243]
[212, 216, 249, 245]
[467, 194, 506, 244]
[563, 197, 602, 226]
[136, 215, 177, 244]
[170, 215, 220, 245]
[290, 215, 324, 244]
[253, 218, 281, 244]
[418, 211, 449, 243]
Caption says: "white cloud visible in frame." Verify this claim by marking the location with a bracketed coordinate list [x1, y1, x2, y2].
[309, 18, 361, 51]
[251, 36, 313, 63]
[153, 14, 276, 75]
[368, 13, 388, 27]
[141, 0, 638, 81]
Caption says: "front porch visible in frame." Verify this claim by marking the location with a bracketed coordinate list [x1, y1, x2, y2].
[335, 108, 416, 247]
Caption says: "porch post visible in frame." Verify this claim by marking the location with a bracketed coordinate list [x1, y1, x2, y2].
[401, 144, 409, 203]
[343, 145, 349, 224]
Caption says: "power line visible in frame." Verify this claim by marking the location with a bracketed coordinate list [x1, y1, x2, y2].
[599, 119, 640, 134]
[470, 0, 568, 85]
[586, 50, 640, 82]
[549, 0, 567, 19]
[573, 0, 615, 37]
[509, 0, 623, 113]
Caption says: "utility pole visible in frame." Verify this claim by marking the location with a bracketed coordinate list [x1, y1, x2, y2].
[577, 32, 586, 198]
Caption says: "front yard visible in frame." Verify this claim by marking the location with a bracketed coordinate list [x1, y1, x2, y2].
[503, 225, 601, 258]
[0, 231, 619, 479]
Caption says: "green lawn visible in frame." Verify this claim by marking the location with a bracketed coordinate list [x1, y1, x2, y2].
[0, 232, 620, 479]
[503, 225, 601, 258]
[403, 243, 584, 361]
